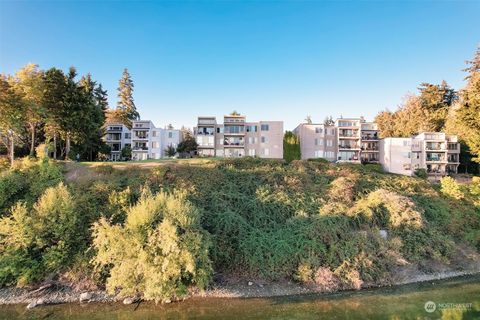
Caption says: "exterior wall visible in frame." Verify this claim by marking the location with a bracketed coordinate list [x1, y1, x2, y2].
[195, 116, 283, 159]
[379, 133, 460, 176]
[104, 123, 131, 161]
[131, 120, 182, 160]
[293, 118, 376, 162]
[379, 138, 414, 176]
[292, 124, 336, 161]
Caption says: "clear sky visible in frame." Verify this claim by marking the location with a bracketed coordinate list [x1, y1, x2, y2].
[1, 1, 479, 131]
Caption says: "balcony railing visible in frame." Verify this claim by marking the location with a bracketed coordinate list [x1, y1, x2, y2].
[361, 134, 378, 140]
[339, 145, 360, 149]
[361, 147, 379, 151]
[224, 142, 245, 146]
[425, 145, 446, 151]
[426, 157, 446, 162]
[339, 133, 358, 138]
[132, 146, 148, 151]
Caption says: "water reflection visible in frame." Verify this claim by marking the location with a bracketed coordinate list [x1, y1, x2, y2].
[1, 275, 479, 320]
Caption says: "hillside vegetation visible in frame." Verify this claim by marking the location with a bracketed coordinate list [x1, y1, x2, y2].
[0, 157, 479, 302]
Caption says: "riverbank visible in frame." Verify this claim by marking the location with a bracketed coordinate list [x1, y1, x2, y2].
[1, 257, 479, 307]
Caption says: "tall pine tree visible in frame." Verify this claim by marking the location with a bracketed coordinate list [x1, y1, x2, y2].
[116, 68, 139, 127]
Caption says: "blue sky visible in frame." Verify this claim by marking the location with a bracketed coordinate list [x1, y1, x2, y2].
[1, 1, 479, 130]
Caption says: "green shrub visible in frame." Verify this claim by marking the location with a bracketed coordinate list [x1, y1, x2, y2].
[414, 168, 428, 179]
[440, 176, 464, 200]
[92, 188, 212, 302]
[0, 183, 78, 286]
[0, 158, 63, 215]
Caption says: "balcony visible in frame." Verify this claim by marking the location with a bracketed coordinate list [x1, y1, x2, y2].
[361, 146, 379, 151]
[447, 156, 459, 163]
[132, 146, 148, 151]
[133, 135, 149, 140]
[425, 145, 446, 151]
[339, 145, 360, 150]
[426, 157, 447, 163]
[361, 134, 378, 141]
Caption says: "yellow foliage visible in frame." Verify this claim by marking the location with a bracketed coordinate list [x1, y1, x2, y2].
[92, 188, 212, 302]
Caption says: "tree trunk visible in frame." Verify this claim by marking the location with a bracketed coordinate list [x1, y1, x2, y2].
[30, 123, 36, 157]
[10, 134, 14, 167]
[53, 133, 57, 160]
[66, 132, 71, 159]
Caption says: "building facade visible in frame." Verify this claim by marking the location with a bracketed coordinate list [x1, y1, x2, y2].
[195, 114, 283, 158]
[130, 120, 183, 161]
[104, 123, 131, 161]
[379, 132, 460, 176]
[293, 117, 379, 163]
[292, 123, 337, 161]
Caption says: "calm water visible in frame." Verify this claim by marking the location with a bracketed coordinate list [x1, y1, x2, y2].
[1, 275, 479, 320]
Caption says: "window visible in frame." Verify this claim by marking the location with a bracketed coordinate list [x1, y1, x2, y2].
[248, 149, 256, 156]
[326, 139, 333, 147]
[246, 125, 257, 132]
[124, 133, 131, 139]
[325, 151, 334, 158]
[152, 131, 158, 137]
[315, 127, 323, 134]
[314, 150, 324, 158]
[402, 152, 411, 158]
[152, 142, 160, 149]
[403, 140, 410, 147]
[263, 148, 269, 156]
[168, 132, 173, 138]
[261, 124, 269, 131]
[261, 136, 268, 143]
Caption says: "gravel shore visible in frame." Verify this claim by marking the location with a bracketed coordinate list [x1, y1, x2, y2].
[1, 261, 479, 308]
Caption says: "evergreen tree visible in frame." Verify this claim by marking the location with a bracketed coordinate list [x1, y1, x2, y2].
[42, 68, 68, 159]
[323, 116, 334, 126]
[116, 68, 139, 127]
[283, 131, 301, 163]
[417, 81, 457, 132]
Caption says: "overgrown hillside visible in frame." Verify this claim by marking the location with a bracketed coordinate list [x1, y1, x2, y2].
[0, 158, 479, 302]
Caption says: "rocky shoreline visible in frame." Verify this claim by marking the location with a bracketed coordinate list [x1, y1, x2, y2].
[1, 262, 479, 309]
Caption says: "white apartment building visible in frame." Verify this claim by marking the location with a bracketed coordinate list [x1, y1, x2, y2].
[195, 114, 283, 159]
[293, 117, 379, 163]
[104, 123, 131, 161]
[379, 132, 460, 176]
[131, 120, 183, 161]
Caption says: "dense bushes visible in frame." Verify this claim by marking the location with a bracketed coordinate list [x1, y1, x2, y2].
[0, 158, 63, 215]
[0, 157, 478, 300]
[0, 183, 79, 286]
[92, 188, 212, 302]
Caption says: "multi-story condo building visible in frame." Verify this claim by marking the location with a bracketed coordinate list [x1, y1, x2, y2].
[292, 123, 337, 161]
[293, 117, 379, 163]
[131, 120, 183, 161]
[104, 123, 131, 161]
[379, 132, 460, 176]
[195, 114, 283, 158]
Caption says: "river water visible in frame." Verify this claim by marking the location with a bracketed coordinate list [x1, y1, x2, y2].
[1, 275, 479, 319]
